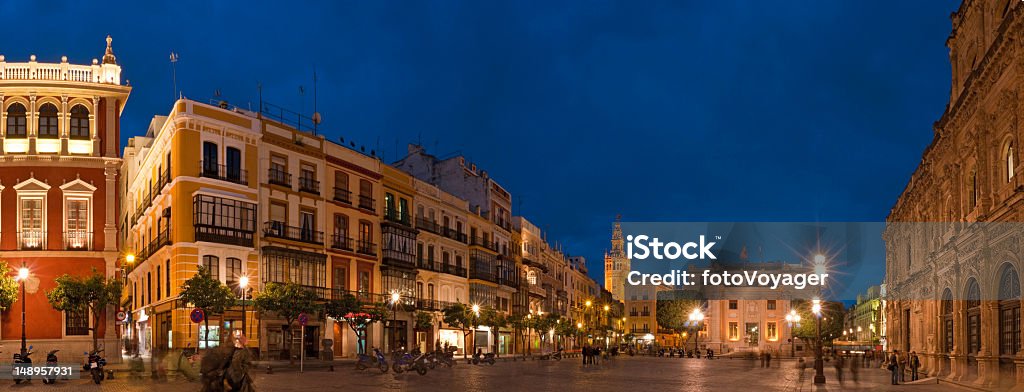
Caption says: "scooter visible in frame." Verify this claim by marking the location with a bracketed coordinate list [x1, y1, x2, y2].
[551, 349, 562, 361]
[42, 350, 60, 384]
[13, 346, 34, 384]
[83, 348, 108, 384]
[471, 350, 495, 365]
[390, 349, 416, 373]
[408, 350, 430, 376]
[355, 347, 389, 373]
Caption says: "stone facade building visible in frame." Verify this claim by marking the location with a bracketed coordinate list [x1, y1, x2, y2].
[885, 0, 1024, 388]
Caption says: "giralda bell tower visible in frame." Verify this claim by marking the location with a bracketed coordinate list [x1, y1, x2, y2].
[604, 215, 630, 301]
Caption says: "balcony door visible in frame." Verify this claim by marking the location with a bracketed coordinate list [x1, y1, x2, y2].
[20, 198, 43, 249]
[300, 210, 316, 242]
[226, 147, 241, 182]
[203, 142, 218, 177]
[66, 199, 89, 249]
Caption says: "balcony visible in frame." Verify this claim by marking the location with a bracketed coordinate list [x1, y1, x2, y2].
[415, 218, 439, 234]
[416, 259, 467, 277]
[195, 224, 254, 247]
[330, 289, 387, 305]
[262, 221, 323, 245]
[268, 167, 291, 188]
[63, 230, 92, 250]
[333, 187, 352, 204]
[356, 239, 377, 256]
[299, 176, 320, 194]
[18, 230, 44, 250]
[200, 161, 248, 185]
[631, 328, 651, 334]
[382, 248, 416, 269]
[442, 227, 467, 243]
[414, 298, 461, 311]
[136, 230, 172, 262]
[330, 234, 354, 252]
[384, 210, 411, 226]
[358, 195, 375, 212]
[470, 236, 495, 251]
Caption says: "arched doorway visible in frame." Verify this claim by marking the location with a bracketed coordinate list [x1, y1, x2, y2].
[998, 264, 1020, 388]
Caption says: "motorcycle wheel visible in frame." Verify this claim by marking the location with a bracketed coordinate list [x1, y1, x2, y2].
[555, 356, 561, 361]
[428, 361, 436, 369]
[378, 363, 389, 373]
[488, 359, 495, 366]
[472, 358, 479, 365]
[356, 362, 367, 371]
[93, 370, 102, 384]
[392, 363, 404, 373]
[416, 365, 427, 376]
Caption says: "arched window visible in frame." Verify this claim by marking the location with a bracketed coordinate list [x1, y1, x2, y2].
[999, 265, 1021, 357]
[527, 270, 537, 285]
[69, 105, 90, 139]
[37, 103, 58, 138]
[227, 257, 243, 287]
[6, 103, 27, 137]
[1008, 142, 1016, 182]
[965, 278, 982, 355]
[942, 288, 953, 353]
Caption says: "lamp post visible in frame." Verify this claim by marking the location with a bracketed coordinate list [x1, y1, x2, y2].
[585, 300, 592, 345]
[239, 276, 249, 343]
[526, 313, 533, 356]
[17, 264, 29, 357]
[472, 304, 480, 354]
[390, 292, 401, 351]
[688, 308, 704, 353]
[812, 298, 825, 384]
[603, 304, 610, 349]
[785, 309, 801, 357]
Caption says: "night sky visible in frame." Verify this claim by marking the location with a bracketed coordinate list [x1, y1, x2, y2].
[2, 1, 960, 287]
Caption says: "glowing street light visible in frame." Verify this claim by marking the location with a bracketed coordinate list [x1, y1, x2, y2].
[811, 298, 825, 384]
[239, 275, 250, 342]
[16, 264, 30, 357]
[687, 308, 705, 352]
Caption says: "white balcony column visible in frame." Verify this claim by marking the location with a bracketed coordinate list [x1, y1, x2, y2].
[60, 94, 68, 154]
[91, 96, 100, 157]
[104, 165, 117, 251]
[0, 93, 5, 154]
[28, 94, 36, 154]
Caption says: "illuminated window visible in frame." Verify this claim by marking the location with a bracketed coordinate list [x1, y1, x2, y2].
[69, 105, 90, 139]
[767, 322, 778, 341]
[728, 322, 739, 340]
[527, 270, 537, 285]
[37, 103, 58, 138]
[6, 103, 27, 137]
[1008, 142, 1016, 182]
[203, 255, 220, 280]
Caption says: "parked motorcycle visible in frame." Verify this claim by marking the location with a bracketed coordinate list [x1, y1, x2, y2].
[391, 349, 416, 373]
[471, 350, 495, 365]
[83, 348, 108, 384]
[355, 347, 389, 373]
[13, 346, 34, 384]
[41, 349, 60, 384]
[552, 349, 562, 361]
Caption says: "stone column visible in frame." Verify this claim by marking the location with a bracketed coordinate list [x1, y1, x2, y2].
[976, 301, 1000, 387]
[951, 300, 968, 381]
[0, 93, 6, 154]
[91, 96, 100, 156]
[104, 164, 118, 252]
[27, 94, 36, 154]
[60, 94, 68, 155]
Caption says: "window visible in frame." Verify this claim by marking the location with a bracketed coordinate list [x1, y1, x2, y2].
[261, 247, 326, 288]
[399, 198, 409, 222]
[728, 300, 738, 310]
[226, 147, 242, 182]
[359, 221, 372, 244]
[1009, 142, 1016, 182]
[299, 163, 318, 193]
[332, 214, 350, 249]
[427, 245, 435, 262]
[527, 270, 537, 285]
[766, 322, 778, 341]
[300, 210, 316, 242]
[166, 260, 171, 298]
[334, 171, 350, 203]
[227, 257, 243, 287]
[193, 195, 257, 247]
[728, 322, 739, 340]
[359, 179, 373, 210]
[37, 103, 58, 138]
[269, 155, 289, 186]
[1000, 266, 1021, 356]
[203, 255, 220, 279]
[157, 265, 162, 301]
[966, 278, 982, 355]
[203, 142, 218, 176]
[69, 105, 90, 139]
[66, 199, 90, 249]
[65, 307, 89, 336]
[970, 170, 978, 207]
[333, 267, 347, 292]
[20, 198, 44, 249]
[6, 103, 27, 137]
[358, 270, 371, 294]
[384, 193, 395, 219]
[767, 300, 776, 310]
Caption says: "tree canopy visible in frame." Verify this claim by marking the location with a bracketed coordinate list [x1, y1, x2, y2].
[179, 266, 237, 348]
[0, 261, 19, 311]
[46, 268, 123, 350]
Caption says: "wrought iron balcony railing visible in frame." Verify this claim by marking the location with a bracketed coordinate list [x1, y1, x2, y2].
[333, 187, 352, 204]
[262, 221, 323, 245]
[299, 176, 320, 194]
[18, 230, 44, 250]
[63, 230, 92, 250]
[358, 195, 375, 212]
[268, 167, 291, 187]
[200, 161, 248, 185]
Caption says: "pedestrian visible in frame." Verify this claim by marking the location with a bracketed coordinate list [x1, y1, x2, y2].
[850, 353, 860, 383]
[897, 350, 908, 383]
[888, 350, 899, 385]
[760, 352, 766, 368]
[583, 345, 590, 365]
[834, 353, 844, 383]
[766, 351, 772, 368]
[910, 351, 920, 381]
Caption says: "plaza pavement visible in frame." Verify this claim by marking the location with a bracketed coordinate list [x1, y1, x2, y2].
[6, 355, 974, 391]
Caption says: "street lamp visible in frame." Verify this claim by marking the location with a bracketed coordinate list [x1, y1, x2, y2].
[471, 304, 480, 354]
[812, 298, 825, 384]
[687, 308, 704, 353]
[239, 275, 249, 344]
[16, 264, 29, 357]
[785, 309, 801, 357]
[389, 292, 401, 351]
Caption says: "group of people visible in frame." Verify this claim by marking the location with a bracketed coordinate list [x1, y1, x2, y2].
[582, 345, 604, 365]
[655, 348, 714, 359]
[886, 350, 921, 385]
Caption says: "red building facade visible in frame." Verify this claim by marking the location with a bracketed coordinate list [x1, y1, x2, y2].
[0, 37, 130, 357]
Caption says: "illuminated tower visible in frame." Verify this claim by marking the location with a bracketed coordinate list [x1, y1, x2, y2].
[604, 215, 629, 301]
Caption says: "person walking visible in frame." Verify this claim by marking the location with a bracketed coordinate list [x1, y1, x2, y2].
[582, 345, 590, 366]
[897, 350, 908, 383]
[765, 351, 772, 368]
[888, 350, 899, 385]
[834, 353, 845, 383]
[850, 353, 860, 383]
[910, 351, 920, 381]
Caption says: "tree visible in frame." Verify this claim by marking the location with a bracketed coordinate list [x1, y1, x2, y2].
[791, 299, 845, 350]
[656, 298, 702, 347]
[0, 261, 19, 311]
[413, 310, 435, 332]
[46, 268, 123, 351]
[533, 313, 559, 352]
[324, 293, 385, 354]
[478, 307, 507, 355]
[178, 266, 236, 350]
[508, 315, 530, 356]
[253, 282, 322, 363]
[442, 303, 476, 359]
[554, 317, 578, 350]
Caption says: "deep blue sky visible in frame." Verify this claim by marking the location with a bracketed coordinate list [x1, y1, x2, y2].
[2, 1, 960, 287]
